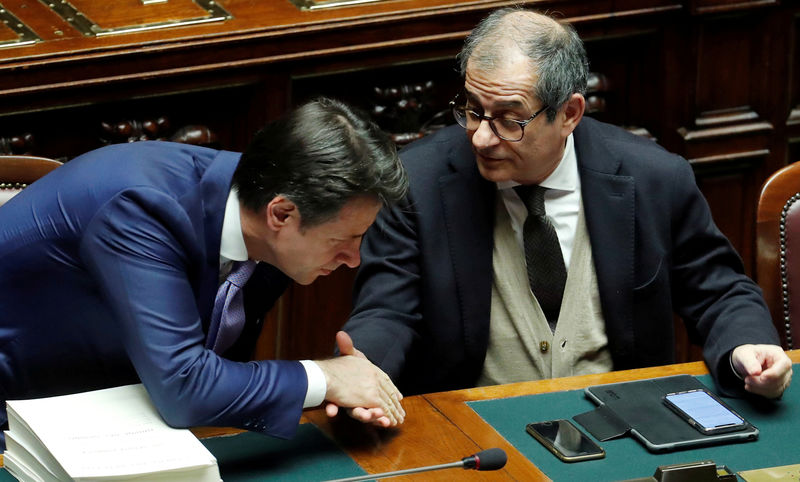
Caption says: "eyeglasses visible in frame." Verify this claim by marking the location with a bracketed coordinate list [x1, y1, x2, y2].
[450, 94, 549, 142]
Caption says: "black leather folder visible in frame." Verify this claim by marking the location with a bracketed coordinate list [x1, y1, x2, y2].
[574, 375, 759, 453]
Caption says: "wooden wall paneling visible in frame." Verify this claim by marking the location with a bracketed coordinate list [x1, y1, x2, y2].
[788, 11, 800, 165]
[688, 0, 779, 16]
[676, 8, 782, 275]
[581, 29, 663, 137]
[0, 0, 794, 372]
[747, 7, 792, 188]
[674, 315, 704, 363]
[0, 79, 277, 160]
[278, 268, 359, 360]
[292, 56, 463, 135]
[276, 3, 692, 361]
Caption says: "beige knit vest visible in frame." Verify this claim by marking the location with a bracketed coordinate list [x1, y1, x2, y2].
[477, 196, 613, 386]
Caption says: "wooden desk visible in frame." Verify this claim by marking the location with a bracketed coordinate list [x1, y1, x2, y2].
[303, 350, 800, 481]
[2, 352, 797, 478]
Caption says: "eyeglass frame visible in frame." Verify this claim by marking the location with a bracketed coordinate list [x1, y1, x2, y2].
[449, 94, 549, 142]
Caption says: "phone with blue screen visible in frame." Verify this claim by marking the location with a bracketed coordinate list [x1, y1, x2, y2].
[663, 389, 748, 435]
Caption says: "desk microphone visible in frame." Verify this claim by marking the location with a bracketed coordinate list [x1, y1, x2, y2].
[324, 447, 507, 482]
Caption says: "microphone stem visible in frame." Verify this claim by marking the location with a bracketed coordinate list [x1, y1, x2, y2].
[325, 460, 463, 482]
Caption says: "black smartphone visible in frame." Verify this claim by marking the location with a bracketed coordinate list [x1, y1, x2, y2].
[525, 419, 605, 462]
[663, 388, 748, 435]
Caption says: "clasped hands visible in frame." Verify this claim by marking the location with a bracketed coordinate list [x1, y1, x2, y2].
[315, 331, 405, 427]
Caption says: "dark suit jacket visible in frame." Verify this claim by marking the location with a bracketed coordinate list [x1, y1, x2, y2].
[0, 141, 297, 450]
[344, 118, 779, 395]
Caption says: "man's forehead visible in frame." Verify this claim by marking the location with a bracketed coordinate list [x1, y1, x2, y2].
[464, 89, 529, 111]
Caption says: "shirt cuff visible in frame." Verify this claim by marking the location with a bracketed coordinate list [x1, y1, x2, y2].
[729, 351, 745, 381]
[299, 360, 326, 408]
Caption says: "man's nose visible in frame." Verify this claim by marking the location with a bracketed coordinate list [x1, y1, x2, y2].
[338, 238, 362, 268]
[471, 119, 500, 148]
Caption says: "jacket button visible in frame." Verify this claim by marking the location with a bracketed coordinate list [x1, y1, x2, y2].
[540, 341, 549, 353]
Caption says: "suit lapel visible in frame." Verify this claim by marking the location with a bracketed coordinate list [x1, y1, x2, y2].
[439, 135, 496, 374]
[179, 149, 240, 331]
[574, 119, 636, 366]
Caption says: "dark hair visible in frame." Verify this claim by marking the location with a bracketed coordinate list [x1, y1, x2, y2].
[457, 8, 589, 122]
[232, 97, 408, 228]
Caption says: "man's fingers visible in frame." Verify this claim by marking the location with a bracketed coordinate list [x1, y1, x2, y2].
[335, 331, 356, 356]
[325, 402, 340, 418]
[347, 408, 393, 427]
[317, 350, 406, 426]
[378, 376, 405, 424]
[348, 407, 375, 423]
[745, 367, 793, 398]
[382, 391, 405, 425]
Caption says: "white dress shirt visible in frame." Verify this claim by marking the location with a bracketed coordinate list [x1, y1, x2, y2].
[497, 133, 581, 268]
[219, 189, 326, 408]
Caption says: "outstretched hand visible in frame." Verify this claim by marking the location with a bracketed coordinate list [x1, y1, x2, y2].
[317, 331, 405, 427]
[731, 344, 792, 399]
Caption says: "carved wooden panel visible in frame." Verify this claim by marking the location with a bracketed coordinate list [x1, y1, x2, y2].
[60, 0, 225, 32]
[0, 132, 34, 155]
[788, 14, 800, 165]
[293, 58, 462, 144]
[689, 0, 778, 15]
[99, 116, 219, 147]
[0, 81, 277, 160]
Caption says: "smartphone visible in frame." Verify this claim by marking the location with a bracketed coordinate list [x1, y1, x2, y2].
[526, 419, 605, 462]
[663, 388, 748, 435]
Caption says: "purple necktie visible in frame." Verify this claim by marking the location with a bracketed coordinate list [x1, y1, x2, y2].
[208, 260, 257, 354]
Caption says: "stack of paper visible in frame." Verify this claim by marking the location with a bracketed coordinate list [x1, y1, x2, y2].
[3, 384, 220, 481]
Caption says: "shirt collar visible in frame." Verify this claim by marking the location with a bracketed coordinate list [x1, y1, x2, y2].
[496, 133, 577, 193]
[220, 188, 248, 266]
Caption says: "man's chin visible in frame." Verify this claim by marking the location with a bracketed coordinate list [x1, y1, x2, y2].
[476, 160, 512, 183]
[293, 273, 319, 285]
[295, 268, 335, 285]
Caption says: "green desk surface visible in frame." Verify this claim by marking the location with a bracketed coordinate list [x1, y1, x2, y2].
[468, 370, 800, 481]
[0, 424, 364, 481]
[201, 424, 365, 481]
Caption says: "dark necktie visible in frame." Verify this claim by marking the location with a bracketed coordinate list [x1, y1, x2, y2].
[514, 185, 567, 331]
[207, 260, 257, 354]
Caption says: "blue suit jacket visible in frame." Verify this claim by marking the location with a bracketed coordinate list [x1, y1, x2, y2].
[344, 119, 779, 395]
[0, 141, 300, 449]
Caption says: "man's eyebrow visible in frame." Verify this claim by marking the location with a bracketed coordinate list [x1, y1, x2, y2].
[463, 90, 525, 109]
[337, 233, 365, 240]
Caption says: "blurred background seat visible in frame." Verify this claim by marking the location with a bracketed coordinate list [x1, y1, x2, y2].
[0, 155, 63, 208]
[756, 161, 800, 349]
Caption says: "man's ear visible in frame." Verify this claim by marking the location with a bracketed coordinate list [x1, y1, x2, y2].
[561, 93, 585, 137]
[265, 196, 298, 232]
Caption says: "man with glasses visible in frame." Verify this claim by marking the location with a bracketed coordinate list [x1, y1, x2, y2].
[341, 8, 792, 400]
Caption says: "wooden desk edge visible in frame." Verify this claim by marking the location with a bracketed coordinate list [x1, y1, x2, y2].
[2, 352, 797, 475]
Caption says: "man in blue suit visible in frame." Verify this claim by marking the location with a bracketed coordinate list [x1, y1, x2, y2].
[0, 97, 408, 450]
[343, 9, 792, 399]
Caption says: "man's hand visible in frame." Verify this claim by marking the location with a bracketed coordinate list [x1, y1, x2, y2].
[731, 344, 793, 399]
[316, 331, 405, 427]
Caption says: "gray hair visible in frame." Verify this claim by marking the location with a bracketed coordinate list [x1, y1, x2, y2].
[233, 97, 408, 228]
[457, 8, 589, 122]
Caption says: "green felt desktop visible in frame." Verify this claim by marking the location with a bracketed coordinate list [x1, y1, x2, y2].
[200, 424, 365, 481]
[468, 370, 799, 481]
